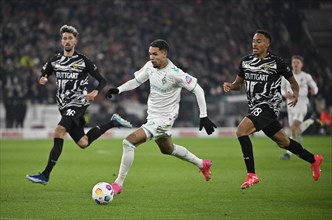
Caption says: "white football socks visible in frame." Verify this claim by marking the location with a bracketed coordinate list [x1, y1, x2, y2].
[300, 118, 314, 133]
[171, 144, 203, 168]
[114, 139, 136, 187]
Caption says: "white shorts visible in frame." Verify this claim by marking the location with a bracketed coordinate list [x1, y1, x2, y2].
[141, 117, 175, 141]
[287, 105, 308, 126]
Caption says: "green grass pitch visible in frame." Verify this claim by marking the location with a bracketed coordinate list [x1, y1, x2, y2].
[1, 136, 331, 220]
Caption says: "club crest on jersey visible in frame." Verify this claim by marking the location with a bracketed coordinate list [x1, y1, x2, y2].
[72, 63, 80, 69]
[262, 64, 271, 71]
[242, 61, 250, 68]
[185, 75, 192, 84]
[162, 75, 167, 85]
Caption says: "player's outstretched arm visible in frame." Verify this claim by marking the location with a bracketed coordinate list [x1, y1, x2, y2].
[105, 88, 119, 100]
[199, 117, 217, 135]
[86, 90, 98, 101]
[105, 78, 142, 100]
[192, 84, 217, 135]
[223, 75, 244, 92]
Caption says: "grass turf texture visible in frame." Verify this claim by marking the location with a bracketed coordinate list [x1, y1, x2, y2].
[0, 136, 331, 220]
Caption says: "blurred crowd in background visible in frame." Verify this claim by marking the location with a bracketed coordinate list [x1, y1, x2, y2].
[1, 0, 331, 134]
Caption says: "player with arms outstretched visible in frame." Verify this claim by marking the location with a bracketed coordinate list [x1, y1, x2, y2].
[106, 39, 217, 194]
[223, 30, 323, 189]
[26, 25, 132, 185]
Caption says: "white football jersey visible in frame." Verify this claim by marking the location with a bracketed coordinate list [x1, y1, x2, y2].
[281, 71, 318, 110]
[134, 59, 197, 119]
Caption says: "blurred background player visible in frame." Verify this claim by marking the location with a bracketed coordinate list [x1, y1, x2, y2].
[223, 30, 323, 189]
[281, 55, 318, 160]
[106, 39, 217, 194]
[26, 25, 132, 185]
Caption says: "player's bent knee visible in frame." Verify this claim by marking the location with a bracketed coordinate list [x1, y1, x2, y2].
[54, 126, 66, 138]
[77, 136, 89, 149]
[236, 129, 247, 137]
[78, 143, 88, 149]
[159, 147, 172, 155]
[235, 130, 241, 137]
[276, 138, 290, 148]
[123, 139, 136, 151]
[77, 144, 88, 149]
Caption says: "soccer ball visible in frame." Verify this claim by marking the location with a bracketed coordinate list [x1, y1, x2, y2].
[92, 182, 114, 204]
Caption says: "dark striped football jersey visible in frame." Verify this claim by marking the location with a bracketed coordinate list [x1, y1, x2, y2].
[41, 51, 106, 110]
[238, 53, 293, 117]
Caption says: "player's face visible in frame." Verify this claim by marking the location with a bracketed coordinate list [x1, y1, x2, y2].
[61, 32, 77, 52]
[291, 58, 303, 73]
[149, 47, 167, 69]
[252, 33, 270, 58]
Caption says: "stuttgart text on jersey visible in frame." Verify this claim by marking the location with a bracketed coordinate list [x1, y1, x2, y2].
[52, 55, 89, 109]
[242, 57, 282, 116]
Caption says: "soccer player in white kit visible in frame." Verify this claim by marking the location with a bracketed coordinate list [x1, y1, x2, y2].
[106, 39, 217, 195]
[281, 55, 318, 160]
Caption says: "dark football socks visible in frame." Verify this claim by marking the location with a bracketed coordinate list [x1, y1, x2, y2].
[42, 138, 64, 178]
[285, 138, 315, 163]
[238, 136, 255, 173]
[86, 122, 115, 145]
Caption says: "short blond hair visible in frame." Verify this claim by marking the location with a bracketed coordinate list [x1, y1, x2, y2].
[291, 55, 304, 64]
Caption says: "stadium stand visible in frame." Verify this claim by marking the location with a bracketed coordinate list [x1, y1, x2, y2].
[1, 0, 331, 130]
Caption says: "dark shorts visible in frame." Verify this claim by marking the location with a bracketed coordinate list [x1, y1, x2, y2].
[58, 106, 87, 142]
[247, 105, 282, 138]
